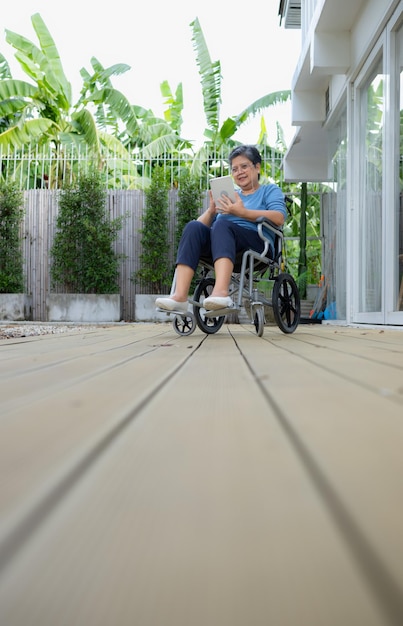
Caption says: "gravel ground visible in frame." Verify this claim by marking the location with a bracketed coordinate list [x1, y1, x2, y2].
[0, 324, 99, 340]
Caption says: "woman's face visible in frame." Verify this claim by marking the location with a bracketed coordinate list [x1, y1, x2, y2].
[230, 155, 260, 192]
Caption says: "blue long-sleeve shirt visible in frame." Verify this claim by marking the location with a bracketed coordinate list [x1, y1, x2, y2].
[216, 183, 287, 249]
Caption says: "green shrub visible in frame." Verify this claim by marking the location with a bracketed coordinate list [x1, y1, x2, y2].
[51, 171, 124, 293]
[175, 171, 203, 292]
[175, 171, 203, 250]
[0, 181, 24, 293]
[135, 166, 170, 293]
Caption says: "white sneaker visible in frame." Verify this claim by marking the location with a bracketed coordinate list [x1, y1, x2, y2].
[155, 297, 188, 313]
[203, 296, 234, 310]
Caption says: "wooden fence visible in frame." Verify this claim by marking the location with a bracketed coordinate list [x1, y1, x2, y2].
[20, 188, 325, 322]
[22, 189, 209, 322]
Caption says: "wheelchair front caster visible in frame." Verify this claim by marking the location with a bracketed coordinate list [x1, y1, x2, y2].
[172, 312, 196, 336]
[272, 273, 300, 333]
[253, 306, 265, 337]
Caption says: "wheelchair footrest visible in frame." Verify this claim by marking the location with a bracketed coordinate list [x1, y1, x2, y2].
[156, 307, 192, 317]
[204, 306, 240, 318]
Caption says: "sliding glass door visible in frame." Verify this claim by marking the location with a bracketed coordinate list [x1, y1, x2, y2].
[354, 52, 384, 323]
[353, 6, 403, 325]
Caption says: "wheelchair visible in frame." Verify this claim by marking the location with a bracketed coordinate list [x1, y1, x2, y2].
[158, 217, 301, 337]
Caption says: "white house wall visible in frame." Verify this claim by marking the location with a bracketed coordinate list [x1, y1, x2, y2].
[280, 0, 403, 326]
[284, 0, 401, 181]
[311, 31, 351, 75]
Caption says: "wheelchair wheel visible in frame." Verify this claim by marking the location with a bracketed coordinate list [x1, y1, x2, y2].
[172, 313, 196, 336]
[272, 273, 300, 334]
[253, 306, 265, 337]
[193, 278, 226, 334]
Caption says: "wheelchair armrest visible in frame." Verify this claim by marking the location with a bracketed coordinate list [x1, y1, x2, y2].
[255, 216, 283, 237]
[254, 217, 283, 261]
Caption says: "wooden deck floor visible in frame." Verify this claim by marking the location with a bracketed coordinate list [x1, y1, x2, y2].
[0, 321, 403, 626]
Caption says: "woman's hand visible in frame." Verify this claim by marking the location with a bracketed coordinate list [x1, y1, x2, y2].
[216, 193, 245, 216]
[198, 191, 219, 225]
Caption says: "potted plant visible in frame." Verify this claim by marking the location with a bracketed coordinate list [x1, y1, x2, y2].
[0, 181, 32, 320]
[48, 170, 125, 322]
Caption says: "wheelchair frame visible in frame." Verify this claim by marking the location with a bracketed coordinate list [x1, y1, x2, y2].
[157, 217, 301, 337]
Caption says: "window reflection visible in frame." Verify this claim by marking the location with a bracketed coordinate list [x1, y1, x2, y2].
[359, 58, 384, 313]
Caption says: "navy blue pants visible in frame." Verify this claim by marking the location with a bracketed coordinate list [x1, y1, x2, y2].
[176, 219, 271, 271]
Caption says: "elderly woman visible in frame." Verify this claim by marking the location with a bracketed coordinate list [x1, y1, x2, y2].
[156, 144, 287, 312]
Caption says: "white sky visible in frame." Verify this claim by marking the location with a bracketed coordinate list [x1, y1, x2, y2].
[1, 0, 301, 148]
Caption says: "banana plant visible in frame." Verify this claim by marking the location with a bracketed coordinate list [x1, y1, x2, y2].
[160, 80, 184, 133]
[0, 14, 144, 185]
[0, 52, 11, 80]
[4, 13, 71, 125]
[77, 56, 137, 138]
[0, 12, 293, 187]
[134, 80, 192, 157]
[0, 14, 79, 152]
[189, 17, 291, 177]
[0, 78, 55, 146]
[1, 18, 129, 149]
[190, 17, 222, 144]
[79, 58, 191, 158]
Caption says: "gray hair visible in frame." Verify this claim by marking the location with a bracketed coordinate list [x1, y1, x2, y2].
[228, 145, 262, 167]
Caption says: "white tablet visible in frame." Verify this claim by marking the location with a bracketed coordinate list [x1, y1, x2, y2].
[210, 176, 237, 207]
